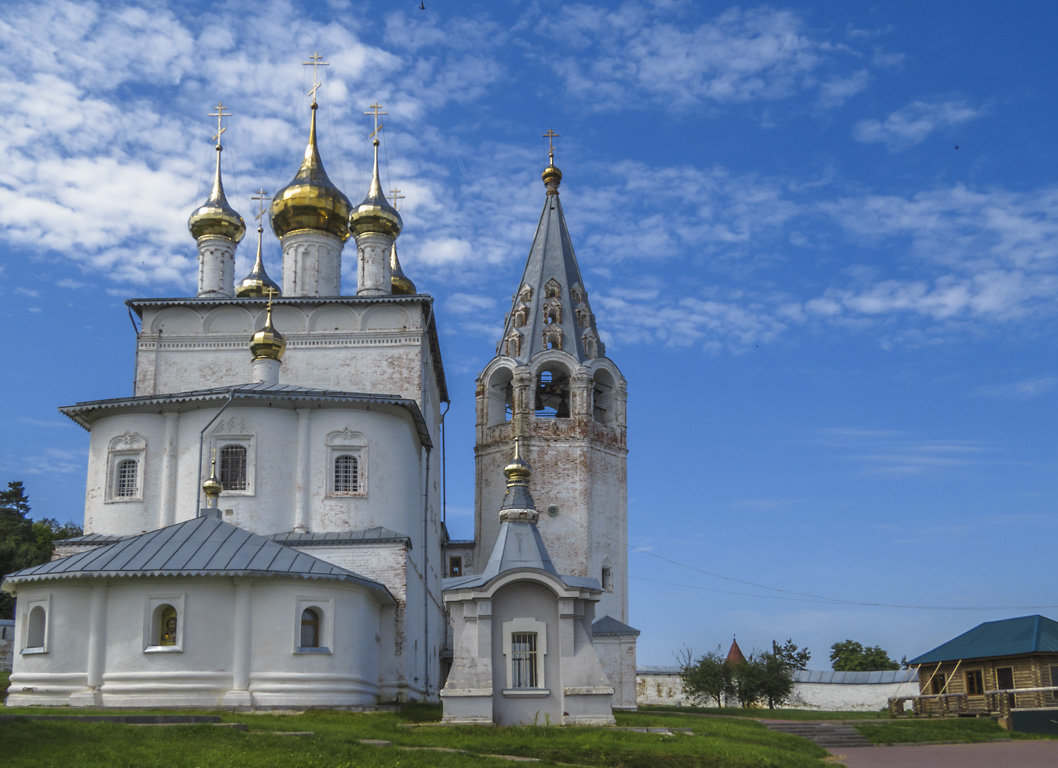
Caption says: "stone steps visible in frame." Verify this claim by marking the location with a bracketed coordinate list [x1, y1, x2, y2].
[763, 720, 873, 749]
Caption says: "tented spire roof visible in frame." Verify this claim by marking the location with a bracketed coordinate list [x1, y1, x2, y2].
[496, 160, 603, 364]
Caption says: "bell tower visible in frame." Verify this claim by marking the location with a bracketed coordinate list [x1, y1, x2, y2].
[473, 137, 629, 628]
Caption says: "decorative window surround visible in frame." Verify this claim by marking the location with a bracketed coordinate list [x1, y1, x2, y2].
[294, 596, 333, 654]
[21, 596, 50, 655]
[209, 419, 255, 496]
[502, 618, 546, 690]
[326, 429, 367, 498]
[144, 593, 185, 653]
[105, 432, 146, 503]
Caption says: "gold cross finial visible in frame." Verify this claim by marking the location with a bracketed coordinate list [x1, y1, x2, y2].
[543, 128, 559, 164]
[303, 51, 329, 104]
[365, 102, 387, 138]
[251, 188, 269, 223]
[210, 102, 231, 148]
[389, 187, 405, 212]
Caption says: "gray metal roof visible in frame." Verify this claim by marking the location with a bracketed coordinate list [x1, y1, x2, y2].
[55, 533, 128, 545]
[60, 383, 432, 448]
[272, 527, 410, 547]
[2, 516, 393, 604]
[497, 175, 605, 365]
[592, 615, 640, 637]
[792, 669, 917, 685]
[127, 295, 448, 403]
[442, 518, 600, 593]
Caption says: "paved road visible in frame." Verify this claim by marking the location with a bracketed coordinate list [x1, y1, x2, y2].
[829, 740, 1058, 767]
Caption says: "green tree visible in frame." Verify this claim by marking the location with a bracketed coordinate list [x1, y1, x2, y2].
[0, 482, 82, 619]
[773, 638, 811, 670]
[678, 646, 733, 707]
[829, 639, 900, 671]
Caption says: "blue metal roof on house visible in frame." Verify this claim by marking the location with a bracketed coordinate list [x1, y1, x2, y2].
[1, 516, 394, 604]
[909, 615, 1058, 665]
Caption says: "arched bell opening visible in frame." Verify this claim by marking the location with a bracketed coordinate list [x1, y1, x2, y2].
[535, 362, 571, 418]
[592, 368, 616, 427]
[486, 366, 515, 427]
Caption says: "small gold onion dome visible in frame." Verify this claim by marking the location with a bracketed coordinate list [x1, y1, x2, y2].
[188, 145, 246, 242]
[250, 303, 286, 361]
[542, 156, 562, 195]
[390, 242, 415, 295]
[349, 138, 403, 239]
[271, 103, 351, 242]
[503, 440, 532, 487]
[202, 460, 222, 499]
[236, 226, 281, 298]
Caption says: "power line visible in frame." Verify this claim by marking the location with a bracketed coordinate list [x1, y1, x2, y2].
[629, 544, 1058, 611]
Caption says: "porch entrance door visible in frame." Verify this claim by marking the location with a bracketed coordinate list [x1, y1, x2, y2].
[996, 667, 1015, 710]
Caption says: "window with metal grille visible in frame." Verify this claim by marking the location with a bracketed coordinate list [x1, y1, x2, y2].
[510, 632, 538, 688]
[300, 608, 321, 648]
[115, 459, 138, 498]
[333, 454, 359, 494]
[219, 445, 247, 491]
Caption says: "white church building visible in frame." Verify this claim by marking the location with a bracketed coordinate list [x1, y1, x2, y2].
[2, 80, 636, 719]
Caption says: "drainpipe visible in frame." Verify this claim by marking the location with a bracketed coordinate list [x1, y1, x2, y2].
[422, 443, 432, 699]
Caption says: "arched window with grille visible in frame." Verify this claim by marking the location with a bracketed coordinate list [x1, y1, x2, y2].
[333, 454, 359, 494]
[106, 432, 146, 502]
[325, 429, 367, 498]
[219, 444, 247, 491]
[115, 459, 138, 498]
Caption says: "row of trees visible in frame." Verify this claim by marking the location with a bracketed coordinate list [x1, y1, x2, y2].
[680, 638, 899, 709]
[0, 481, 82, 619]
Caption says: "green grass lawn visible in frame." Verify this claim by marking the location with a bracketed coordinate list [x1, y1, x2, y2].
[637, 704, 886, 720]
[854, 717, 1020, 745]
[0, 705, 832, 768]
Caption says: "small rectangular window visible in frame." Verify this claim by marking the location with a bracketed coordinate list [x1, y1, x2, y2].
[448, 556, 463, 577]
[1050, 666, 1058, 689]
[511, 632, 537, 688]
[966, 669, 984, 695]
[333, 454, 359, 494]
[115, 459, 138, 497]
[219, 444, 248, 491]
[601, 566, 613, 591]
[930, 673, 946, 694]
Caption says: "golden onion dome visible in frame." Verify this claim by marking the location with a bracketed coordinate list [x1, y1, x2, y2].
[188, 145, 246, 242]
[202, 459, 222, 500]
[271, 103, 351, 242]
[503, 439, 532, 487]
[542, 156, 562, 195]
[250, 303, 286, 361]
[390, 242, 416, 295]
[349, 138, 403, 239]
[236, 226, 281, 298]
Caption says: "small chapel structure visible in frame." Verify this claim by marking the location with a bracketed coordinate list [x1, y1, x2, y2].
[2, 60, 635, 719]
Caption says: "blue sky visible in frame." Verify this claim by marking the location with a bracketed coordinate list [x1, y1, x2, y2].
[1, 0, 1056, 669]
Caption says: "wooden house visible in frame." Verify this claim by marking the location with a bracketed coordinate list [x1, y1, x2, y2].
[891, 615, 1058, 716]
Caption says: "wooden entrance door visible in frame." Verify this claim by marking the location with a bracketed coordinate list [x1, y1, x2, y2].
[996, 666, 1015, 709]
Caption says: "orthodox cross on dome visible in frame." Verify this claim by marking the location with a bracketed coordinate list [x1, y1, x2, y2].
[210, 102, 231, 149]
[389, 187, 405, 211]
[303, 51, 329, 105]
[251, 187, 270, 224]
[365, 102, 387, 139]
[542, 128, 559, 164]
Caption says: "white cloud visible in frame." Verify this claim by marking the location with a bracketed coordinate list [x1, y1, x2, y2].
[540, 5, 868, 111]
[853, 100, 979, 151]
[971, 377, 1058, 401]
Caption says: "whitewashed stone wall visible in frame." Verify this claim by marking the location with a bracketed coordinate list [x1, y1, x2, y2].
[636, 667, 919, 711]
